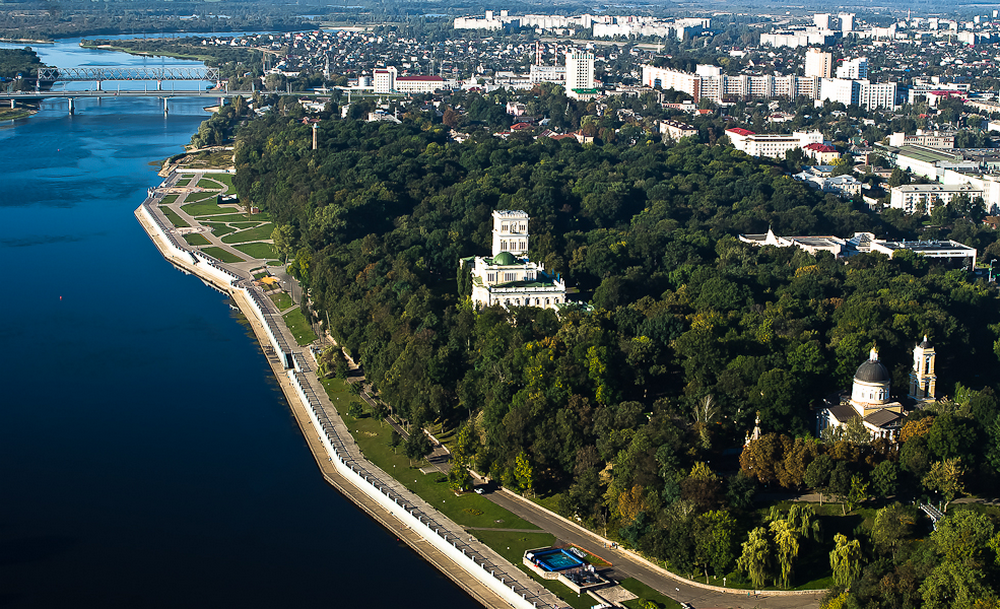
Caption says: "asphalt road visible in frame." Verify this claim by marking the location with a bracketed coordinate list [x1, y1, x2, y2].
[484, 489, 824, 609]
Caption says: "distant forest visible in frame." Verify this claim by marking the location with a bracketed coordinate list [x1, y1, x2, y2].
[0, 48, 45, 90]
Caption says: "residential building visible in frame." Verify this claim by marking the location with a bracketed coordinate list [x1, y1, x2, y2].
[641, 65, 701, 99]
[835, 57, 868, 79]
[726, 128, 823, 159]
[805, 48, 833, 78]
[888, 183, 983, 215]
[529, 64, 566, 84]
[373, 67, 397, 93]
[659, 119, 698, 141]
[393, 74, 446, 94]
[802, 142, 841, 164]
[641, 64, 819, 103]
[820, 78, 897, 110]
[887, 130, 955, 149]
[565, 50, 596, 98]
[761, 29, 835, 48]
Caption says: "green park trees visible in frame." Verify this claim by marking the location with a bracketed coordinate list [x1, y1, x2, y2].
[231, 110, 1000, 598]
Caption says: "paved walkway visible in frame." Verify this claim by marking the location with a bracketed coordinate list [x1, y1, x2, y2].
[154, 170, 274, 272]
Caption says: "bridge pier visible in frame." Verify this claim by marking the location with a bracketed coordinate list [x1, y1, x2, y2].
[96, 80, 102, 91]
[68, 98, 74, 115]
[162, 97, 168, 116]
[9, 99, 13, 109]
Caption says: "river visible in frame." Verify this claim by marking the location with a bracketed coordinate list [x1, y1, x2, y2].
[0, 38, 480, 609]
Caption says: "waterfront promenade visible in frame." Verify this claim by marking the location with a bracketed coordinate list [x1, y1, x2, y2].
[135, 173, 566, 609]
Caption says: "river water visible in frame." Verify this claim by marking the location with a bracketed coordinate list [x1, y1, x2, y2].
[0, 39, 479, 609]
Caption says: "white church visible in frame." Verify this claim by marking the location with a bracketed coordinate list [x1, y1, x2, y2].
[462, 210, 567, 310]
[818, 336, 938, 440]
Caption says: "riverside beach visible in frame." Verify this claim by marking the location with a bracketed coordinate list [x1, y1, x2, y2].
[136, 169, 566, 609]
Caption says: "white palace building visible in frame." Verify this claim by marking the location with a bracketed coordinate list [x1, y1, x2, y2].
[462, 210, 567, 310]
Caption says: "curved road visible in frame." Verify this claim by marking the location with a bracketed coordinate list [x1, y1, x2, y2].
[483, 489, 824, 609]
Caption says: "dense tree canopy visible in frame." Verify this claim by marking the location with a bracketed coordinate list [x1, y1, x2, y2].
[233, 110, 1000, 591]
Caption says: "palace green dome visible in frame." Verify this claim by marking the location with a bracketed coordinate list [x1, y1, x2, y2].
[493, 251, 517, 265]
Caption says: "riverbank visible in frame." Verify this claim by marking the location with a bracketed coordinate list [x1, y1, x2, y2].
[79, 41, 222, 64]
[0, 107, 37, 121]
[135, 171, 565, 609]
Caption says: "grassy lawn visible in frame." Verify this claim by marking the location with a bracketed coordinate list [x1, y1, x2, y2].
[320, 377, 541, 532]
[222, 223, 275, 244]
[620, 578, 682, 609]
[182, 201, 232, 216]
[316, 376, 604, 609]
[231, 221, 261, 229]
[160, 194, 179, 205]
[210, 213, 256, 222]
[181, 152, 232, 169]
[196, 177, 225, 190]
[533, 493, 564, 516]
[204, 222, 236, 237]
[268, 291, 295, 310]
[267, 260, 284, 266]
[175, 179, 191, 187]
[160, 207, 189, 228]
[253, 271, 270, 280]
[185, 191, 220, 204]
[233, 242, 278, 260]
[201, 247, 244, 263]
[209, 173, 236, 193]
[283, 308, 317, 346]
[183, 233, 211, 246]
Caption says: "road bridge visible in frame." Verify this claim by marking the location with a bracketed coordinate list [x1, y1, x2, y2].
[0, 88, 336, 116]
[0, 89, 251, 115]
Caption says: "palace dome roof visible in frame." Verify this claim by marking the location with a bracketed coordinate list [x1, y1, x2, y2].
[493, 251, 517, 265]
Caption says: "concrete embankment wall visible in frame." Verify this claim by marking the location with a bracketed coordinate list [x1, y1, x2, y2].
[138, 194, 291, 367]
[286, 370, 544, 609]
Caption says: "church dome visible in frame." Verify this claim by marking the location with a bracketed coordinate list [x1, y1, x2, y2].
[493, 251, 517, 265]
[855, 359, 890, 383]
[919, 335, 932, 348]
[855, 347, 890, 384]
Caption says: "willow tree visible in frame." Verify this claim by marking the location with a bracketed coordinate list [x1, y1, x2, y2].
[737, 527, 773, 589]
[830, 533, 863, 587]
[770, 519, 799, 589]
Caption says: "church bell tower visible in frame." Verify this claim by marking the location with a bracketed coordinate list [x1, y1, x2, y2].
[908, 335, 937, 401]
